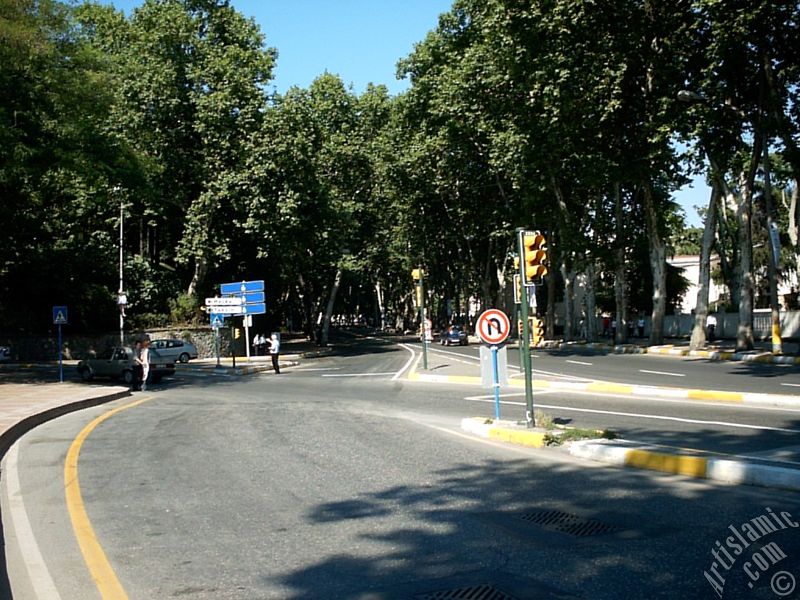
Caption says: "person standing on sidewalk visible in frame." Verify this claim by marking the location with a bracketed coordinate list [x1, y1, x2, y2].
[268, 332, 280, 374]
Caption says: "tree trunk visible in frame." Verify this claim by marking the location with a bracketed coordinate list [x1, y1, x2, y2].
[187, 254, 207, 299]
[613, 183, 628, 345]
[690, 185, 720, 349]
[736, 170, 755, 350]
[583, 261, 598, 342]
[546, 261, 556, 339]
[320, 267, 343, 346]
[375, 278, 385, 330]
[560, 258, 576, 342]
[642, 184, 666, 345]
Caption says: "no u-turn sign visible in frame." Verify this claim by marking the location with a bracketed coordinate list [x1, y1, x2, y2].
[476, 309, 511, 345]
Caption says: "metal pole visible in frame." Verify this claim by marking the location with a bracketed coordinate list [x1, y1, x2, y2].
[516, 228, 534, 427]
[763, 132, 782, 354]
[58, 324, 63, 383]
[491, 345, 501, 420]
[215, 327, 221, 368]
[419, 269, 428, 370]
[119, 197, 124, 345]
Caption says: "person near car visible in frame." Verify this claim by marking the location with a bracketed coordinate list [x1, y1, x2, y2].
[138, 339, 151, 391]
[267, 332, 280, 374]
[131, 340, 143, 390]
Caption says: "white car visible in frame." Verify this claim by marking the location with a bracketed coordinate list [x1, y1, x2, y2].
[150, 339, 198, 363]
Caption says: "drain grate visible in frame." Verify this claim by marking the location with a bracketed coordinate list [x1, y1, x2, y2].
[415, 583, 517, 600]
[517, 510, 618, 537]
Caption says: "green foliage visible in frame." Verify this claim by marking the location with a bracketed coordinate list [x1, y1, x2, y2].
[3, 0, 798, 337]
[167, 293, 200, 325]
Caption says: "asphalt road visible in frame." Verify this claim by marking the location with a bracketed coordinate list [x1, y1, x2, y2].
[425, 341, 800, 396]
[3, 336, 800, 599]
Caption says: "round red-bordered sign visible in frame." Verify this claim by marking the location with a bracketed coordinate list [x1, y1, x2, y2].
[476, 309, 511, 345]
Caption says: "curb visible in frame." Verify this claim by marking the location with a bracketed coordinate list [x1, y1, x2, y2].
[569, 440, 800, 492]
[409, 370, 800, 408]
[460, 417, 548, 447]
[0, 388, 130, 459]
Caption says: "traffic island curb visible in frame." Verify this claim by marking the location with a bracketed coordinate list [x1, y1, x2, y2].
[461, 417, 548, 448]
[568, 440, 800, 492]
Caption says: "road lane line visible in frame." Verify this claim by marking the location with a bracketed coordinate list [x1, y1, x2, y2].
[322, 372, 397, 377]
[4, 442, 63, 600]
[65, 396, 155, 600]
[566, 360, 593, 366]
[461, 397, 800, 433]
[289, 367, 342, 372]
[392, 343, 417, 380]
[781, 383, 800, 387]
[639, 369, 686, 377]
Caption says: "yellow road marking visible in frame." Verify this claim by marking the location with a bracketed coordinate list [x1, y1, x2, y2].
[64, 396, 154, 599]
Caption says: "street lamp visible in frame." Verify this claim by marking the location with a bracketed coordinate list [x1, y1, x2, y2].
[113, 185, 127, 345]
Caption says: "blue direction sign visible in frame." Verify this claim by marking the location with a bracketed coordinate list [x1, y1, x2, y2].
[220, 280, 265, 295]
[240, 302, 266, 315]
[210, 313, 226, 328]
[53, 306, 68, 325]
[239, 291, 265, 304]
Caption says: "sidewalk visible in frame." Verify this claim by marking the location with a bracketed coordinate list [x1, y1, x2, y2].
[0, 382, 130, 458]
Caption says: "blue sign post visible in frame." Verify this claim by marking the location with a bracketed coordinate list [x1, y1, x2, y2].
[53, 306, 68, 383]
[219, 280, 266, 362]
[491, 345, 501, 420]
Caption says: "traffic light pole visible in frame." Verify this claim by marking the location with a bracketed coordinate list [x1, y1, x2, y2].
[516, 228, 535, 427]
[418, 270, 428, 370]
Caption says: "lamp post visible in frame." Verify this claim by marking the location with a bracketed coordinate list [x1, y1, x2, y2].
[113, 185, 127, 345]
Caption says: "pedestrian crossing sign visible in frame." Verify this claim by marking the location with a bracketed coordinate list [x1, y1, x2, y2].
[210, 313, 225, 329]
[53, 306, 68, 325]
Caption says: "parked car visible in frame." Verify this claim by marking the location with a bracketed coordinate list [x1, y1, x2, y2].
[77, 346, 175, 385]
[150, 339, 198, 363]
[440, 325, 469, 346]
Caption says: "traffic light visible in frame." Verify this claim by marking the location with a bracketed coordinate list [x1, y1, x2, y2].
[521, 231, 548, 286]
[234, 328, 241, 340]
[411, 268, 424, 281]
[531, 316, 544, 346]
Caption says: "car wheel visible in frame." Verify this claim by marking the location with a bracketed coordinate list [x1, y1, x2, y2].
[79, 367, 93, 382]
[179, 353, 190, 363]
[123, 370, 135, 385]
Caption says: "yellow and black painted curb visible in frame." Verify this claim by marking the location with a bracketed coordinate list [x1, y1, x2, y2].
[460, 417, 548, 447]
[569, 440, 800, 492]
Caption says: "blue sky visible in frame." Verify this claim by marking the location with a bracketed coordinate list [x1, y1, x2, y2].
[103, 0, 707, 226]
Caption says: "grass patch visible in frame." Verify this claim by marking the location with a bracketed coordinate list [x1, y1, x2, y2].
[544, 427, 618, 446]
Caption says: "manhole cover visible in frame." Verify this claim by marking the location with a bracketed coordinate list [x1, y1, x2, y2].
[415, 583, 517, 600]
[517, 510, 618, 537]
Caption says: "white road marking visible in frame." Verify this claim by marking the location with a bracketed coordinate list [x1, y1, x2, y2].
[566, 360, 593, 366]
[392, 343, 417, 380]
[462, 396, 800, 433]
[3, 442, 63, 600]
[289, 367, 342, 372]
[781, 383, 800, 388]
[323, 372, 397, 378]
[639, 369, 686, 377]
